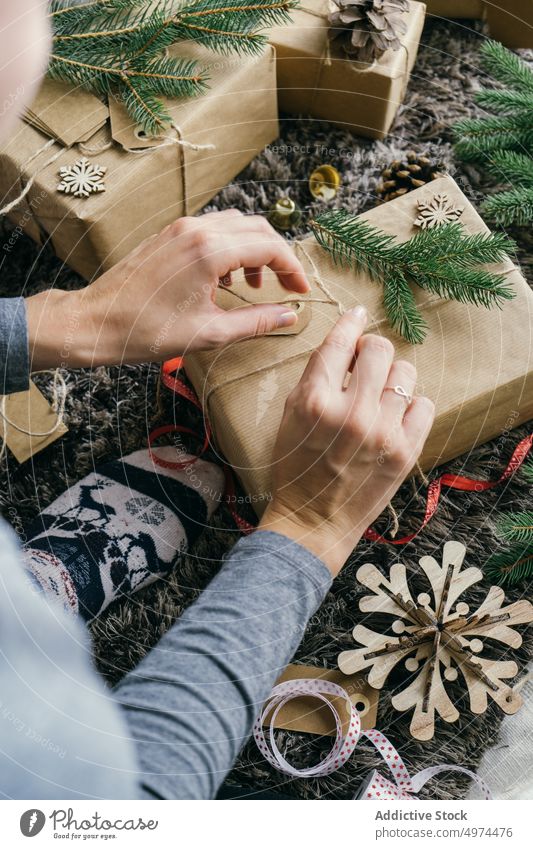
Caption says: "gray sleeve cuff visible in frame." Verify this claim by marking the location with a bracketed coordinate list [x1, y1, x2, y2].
[0, 298, 29, 395]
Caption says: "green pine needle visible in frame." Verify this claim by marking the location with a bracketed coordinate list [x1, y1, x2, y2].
[486, 151, 533, 188]
[479, 40, 533, 94]
[453, 41, 533, 226]
[482, 187, 533, 227]
[310, 212, 515, 344]
[497, 511, 533, 545]
[485, 545, 533, 588]
[47, 0, 296, 134]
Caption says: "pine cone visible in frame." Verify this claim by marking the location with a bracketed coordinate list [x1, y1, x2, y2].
[376, 152, 446, 203]
[329, 0, 410, 64]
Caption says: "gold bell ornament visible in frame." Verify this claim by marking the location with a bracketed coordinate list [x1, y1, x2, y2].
[309, 164, 341, 201]
[267, 197, 302, 231]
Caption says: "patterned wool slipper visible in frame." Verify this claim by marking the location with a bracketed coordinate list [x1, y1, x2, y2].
[23, 448, 224, 621]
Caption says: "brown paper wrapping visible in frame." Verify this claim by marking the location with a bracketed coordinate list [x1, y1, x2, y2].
[485, 1, 533, 49]
[425, 0, 483, 16]
[269, 0, 426, 139]
[185, 175, 533, 517]
[426, 1, 533, 48]
[0, 44, 278, 281]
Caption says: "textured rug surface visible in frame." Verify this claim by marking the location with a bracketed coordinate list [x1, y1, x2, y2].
[1, 16, 532, 799]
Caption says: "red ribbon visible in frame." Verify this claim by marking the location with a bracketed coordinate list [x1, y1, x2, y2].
[153, 360, 533, 545]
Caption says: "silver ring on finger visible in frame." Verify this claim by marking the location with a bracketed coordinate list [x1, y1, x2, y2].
[385, 384, 413, 406]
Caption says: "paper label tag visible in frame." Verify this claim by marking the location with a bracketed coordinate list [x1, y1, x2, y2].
[24, 79, 109, 147]
[265, 663, 379, 736]
[109, 95, 172, 150]
[216, 288, 312, 336]
[1, 381, 68, 463]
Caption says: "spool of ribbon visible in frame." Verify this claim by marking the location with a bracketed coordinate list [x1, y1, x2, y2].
[253, 679, 491, 800]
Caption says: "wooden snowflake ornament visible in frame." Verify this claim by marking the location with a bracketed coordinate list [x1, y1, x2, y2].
[338, 541, 533, 741]
[414, 192, 464, 229]
[57, 157, 106, 199]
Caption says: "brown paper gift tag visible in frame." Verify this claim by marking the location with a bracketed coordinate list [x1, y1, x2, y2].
[24, 79, 109, 147]
[185, 175, 533, 518]
[2, 381, 68, 463]
[264, 664, 379, 736]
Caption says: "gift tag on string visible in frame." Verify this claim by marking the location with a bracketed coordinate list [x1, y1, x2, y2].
[24, 79, 109, 148]
[1, 381, 68, 463]
[265, 664, 379, 736]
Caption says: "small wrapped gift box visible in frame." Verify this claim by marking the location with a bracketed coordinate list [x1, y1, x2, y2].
[185, 175, 533, 516]
[0, 44, 278, 281]
[268, 0, 426, 140]
[426, 1, 533, 48]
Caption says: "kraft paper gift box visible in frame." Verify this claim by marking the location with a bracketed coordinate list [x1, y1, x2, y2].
[268, 0, 426, 140]
[0, 44, 278, 281]
[426, 1, 533, 48]
[425, 1, 483, 16]
[185, 175, 533, 517]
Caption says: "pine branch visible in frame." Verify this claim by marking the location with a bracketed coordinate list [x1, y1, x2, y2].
[310, 212, 515, 344]
[485, 546, 533, 588]
[47, 0, 296, 134]
[486, 151, 533, 188]
[497, 511, 533, 545]
[478, 40, 533, 94]
[482, 187, 533, 227]
[475, 88, 533, 115]
[454, 115, 533, 161]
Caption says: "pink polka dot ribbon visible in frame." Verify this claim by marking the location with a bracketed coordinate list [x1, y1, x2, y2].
[253, 679, 492, 800]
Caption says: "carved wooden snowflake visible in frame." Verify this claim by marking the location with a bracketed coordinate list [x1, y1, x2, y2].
[414, 193, 464, 229]
[338, 541, 533, 741]
[57, 157, 107, 198]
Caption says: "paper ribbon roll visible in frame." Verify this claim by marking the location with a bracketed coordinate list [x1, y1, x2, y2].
[253, 679, 492, 800]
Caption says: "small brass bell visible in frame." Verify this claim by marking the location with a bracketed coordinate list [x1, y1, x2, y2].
[267, 197, 302, 231]
[309, 164, 341, 201]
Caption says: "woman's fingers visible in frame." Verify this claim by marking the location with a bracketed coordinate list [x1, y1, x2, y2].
[205, 303, 298, 346]
[381, 359, 417, 419]
[299, 308, 368, 393]
[403, 395, 435, 448]
[349, 333, 394, 408]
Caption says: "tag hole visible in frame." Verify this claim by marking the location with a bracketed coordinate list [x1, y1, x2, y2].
[354, 699, 368, 714]
[135, 128, 148, 139]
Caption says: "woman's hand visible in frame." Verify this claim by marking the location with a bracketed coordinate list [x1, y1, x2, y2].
[260, 307, 435, 576]
[25, 210, 310, 371]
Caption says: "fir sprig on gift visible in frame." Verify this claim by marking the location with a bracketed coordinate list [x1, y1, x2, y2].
[48, 0, 296, 136]
[485, 462, 533, 587]
[453, 41, 533, 227]
[310, 210, 515, 344]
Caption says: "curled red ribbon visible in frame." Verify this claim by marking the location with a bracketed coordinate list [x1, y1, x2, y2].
[153, 360, 533, 545]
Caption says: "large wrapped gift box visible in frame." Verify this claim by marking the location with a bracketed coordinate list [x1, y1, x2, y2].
[268, 0, 426, 140]
[185, 175, 533, 517]
[426, 1, 533, 48]
[0, 44, 278, 281]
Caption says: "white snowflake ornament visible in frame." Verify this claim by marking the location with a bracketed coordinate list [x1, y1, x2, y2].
[414, 192, 464, 230]
[338, 541, 533, 741]
[57, 157, 107, 199]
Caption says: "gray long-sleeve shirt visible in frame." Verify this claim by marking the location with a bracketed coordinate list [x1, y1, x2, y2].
[0, 295, 333, 799]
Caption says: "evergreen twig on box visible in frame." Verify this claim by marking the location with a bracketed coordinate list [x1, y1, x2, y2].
[48, 0, 295, 136]
[485, 462, 533, 587]
[310, 210, 515, 344]
[453, 41, 533, 227]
